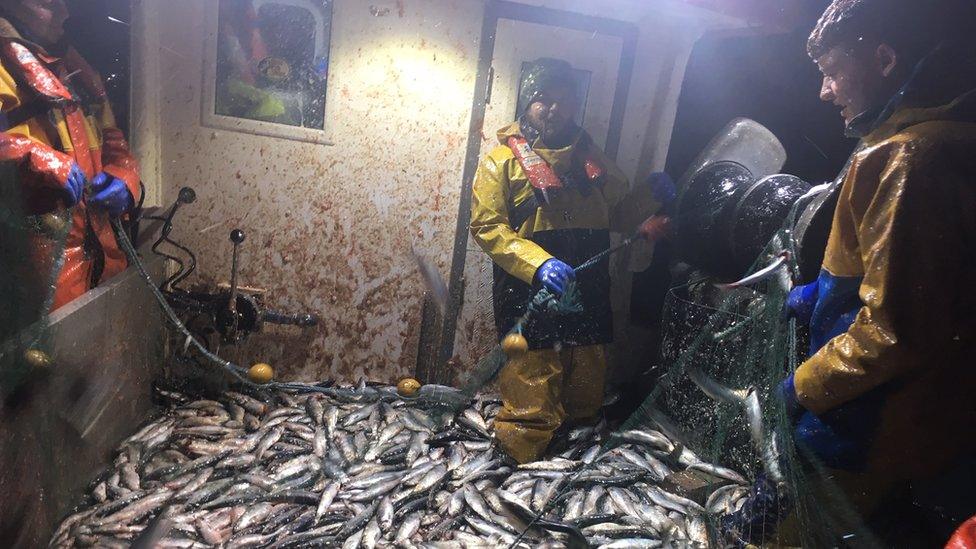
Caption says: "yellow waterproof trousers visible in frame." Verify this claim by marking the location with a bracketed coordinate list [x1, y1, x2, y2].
[495, 345, 606, 463]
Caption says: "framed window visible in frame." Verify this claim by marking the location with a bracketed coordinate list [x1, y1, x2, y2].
[202, 0, 334, 144]
[514, 61, 591, 125]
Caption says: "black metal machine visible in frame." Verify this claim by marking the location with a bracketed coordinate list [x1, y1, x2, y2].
[146, 187, 318, 350]
[666, 118, 838, 284]
[675, 161, 812, 281]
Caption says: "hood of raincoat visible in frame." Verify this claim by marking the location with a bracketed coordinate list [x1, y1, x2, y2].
[854, 40, 976, 141]
[517, 57, 575, 115]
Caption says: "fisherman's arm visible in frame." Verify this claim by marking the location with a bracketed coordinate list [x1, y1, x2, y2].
[603, 157, 666, 236]
[469, 155, 553, 284]
[0, 63, 82, 203]
[97, 98, 141, 204]
[794, 141, 972, 414]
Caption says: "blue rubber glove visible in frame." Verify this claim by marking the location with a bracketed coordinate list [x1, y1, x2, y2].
[646, 171, 677, 207]
[793, 387, 887, 471]
[88, 172, 134, 218]
[786, 280, 819, 325]
[63, 163, 87, 207]
[535, 259, 575, 296]
[776, 375, 804, 424]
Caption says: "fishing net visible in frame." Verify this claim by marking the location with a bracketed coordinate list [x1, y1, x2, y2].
[461, 189, 879, 547]
[0, 165, 68, 392]
[572, 220, 872, 547]
[3, 153, 876, 548]
[0, 165, 71, 546]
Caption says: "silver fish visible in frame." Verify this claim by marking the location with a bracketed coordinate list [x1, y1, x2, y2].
[395, 511, 422, 543]
[57, 384, 749, 548]
[315, 481, 341, 521]
[411, 248, 449, 314]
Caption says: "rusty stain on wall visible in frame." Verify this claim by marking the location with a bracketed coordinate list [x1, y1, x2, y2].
[155, 0, 483, 383]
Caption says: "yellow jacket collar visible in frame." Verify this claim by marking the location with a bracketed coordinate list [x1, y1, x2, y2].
[864, 86, 976, 145]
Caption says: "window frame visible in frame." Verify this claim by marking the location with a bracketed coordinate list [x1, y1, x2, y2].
[200, 0, 335, 145]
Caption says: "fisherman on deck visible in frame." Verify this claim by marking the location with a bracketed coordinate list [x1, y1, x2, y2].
[469, 58, 669, 463]
[725, 0, 976, 544]
[0, 0, 140, 311]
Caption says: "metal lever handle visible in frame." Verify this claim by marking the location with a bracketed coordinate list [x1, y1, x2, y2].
[161, 186, 196, 238]
[227, 229, 245, 336]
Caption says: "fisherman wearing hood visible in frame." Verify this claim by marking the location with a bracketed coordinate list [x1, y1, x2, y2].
[725, 0, 976, 544]
[469, 58, 667, 463]
[0, 0, 141, 310]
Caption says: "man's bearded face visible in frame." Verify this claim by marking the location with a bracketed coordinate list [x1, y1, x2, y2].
[525, 84, 580, 144]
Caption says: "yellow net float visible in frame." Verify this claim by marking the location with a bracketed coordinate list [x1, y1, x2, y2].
[501, 333, 528, 357]
[40, 212, 69, 235]
[397, 378, 421, 397]
[23, 348, 52, 369]
[248, 363, 275, 384]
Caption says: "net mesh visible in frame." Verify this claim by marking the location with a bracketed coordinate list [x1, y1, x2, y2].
[0, 166, 67, 401]
[444, 194, 881, 546]
[2, 161, 878, 547]
[453, 176, 883, 545]
[610, 220, 875, 547]
[0, 166, 71, 546]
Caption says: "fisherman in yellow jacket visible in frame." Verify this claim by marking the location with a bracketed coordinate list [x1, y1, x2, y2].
[724, 0, 976, 544]
[470, 58, 668, 463]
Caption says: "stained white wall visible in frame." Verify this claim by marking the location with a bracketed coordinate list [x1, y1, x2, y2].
[145, 0, 481, 383]
[135, 0, 740, 384]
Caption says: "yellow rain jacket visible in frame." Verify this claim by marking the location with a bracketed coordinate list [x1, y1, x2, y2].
[794, 44, 976, 480]
[470, 122, 657, 348]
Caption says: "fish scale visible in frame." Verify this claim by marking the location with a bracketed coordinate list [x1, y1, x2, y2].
[53, 383, 748, 548]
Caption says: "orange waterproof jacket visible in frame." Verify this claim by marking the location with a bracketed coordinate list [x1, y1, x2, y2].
[794, 44, 976, 479]
[0, 18, 140, 310]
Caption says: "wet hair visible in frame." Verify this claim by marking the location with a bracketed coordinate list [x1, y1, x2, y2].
[808, 0, 973, 63]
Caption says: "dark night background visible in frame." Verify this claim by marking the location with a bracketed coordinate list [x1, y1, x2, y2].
[65, 0, 131, 134]
[666, 2, 857, 183]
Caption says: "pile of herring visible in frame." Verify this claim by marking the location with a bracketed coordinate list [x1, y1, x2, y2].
[51, 383, 752, 548]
